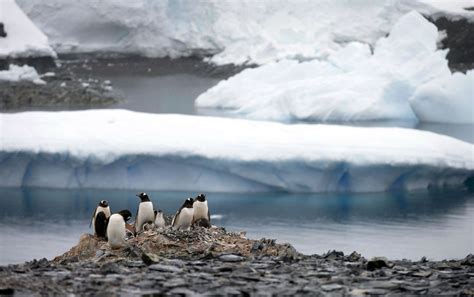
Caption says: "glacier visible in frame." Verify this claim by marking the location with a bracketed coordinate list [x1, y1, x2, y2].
[196, 12, 474, 124]
[0, 110, 472, 192]
[0, 0, 56, 59]
[15, 0, 474, 65]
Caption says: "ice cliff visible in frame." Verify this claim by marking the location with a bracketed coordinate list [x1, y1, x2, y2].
[15, 0, 474, 65]
[0, 0, 56, 59]
[0, 110, 472, 192]
[196, 12, 474, 124]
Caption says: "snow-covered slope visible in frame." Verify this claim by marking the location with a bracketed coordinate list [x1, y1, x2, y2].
[196, 12, 474, 123]
[0, 110, 472, 192]
[15, 0, 474, 65]
[0, 0, 56, 59]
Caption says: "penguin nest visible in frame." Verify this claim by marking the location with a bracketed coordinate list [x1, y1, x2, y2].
[54, 226, 298, 264]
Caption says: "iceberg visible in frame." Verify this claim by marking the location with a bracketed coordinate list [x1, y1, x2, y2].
[0, 110, 472, 192]
[0, 64, 45, 84]
[410, 70, 474, 124]
[0, 0, 56, 59]
[196, 12, 474, 124]
[15, 0, 474, 65]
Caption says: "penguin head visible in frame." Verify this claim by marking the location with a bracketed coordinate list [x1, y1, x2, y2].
[136, 192, 150, 202]
[196, 194, 206, 202]
[184, 197, 194, 208]
[118, 210, 132, 222]
[154, 209, 162, 218]
[99, 200, 109, 207]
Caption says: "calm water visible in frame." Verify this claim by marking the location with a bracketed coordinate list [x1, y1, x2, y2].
[0, 187, 472, 265]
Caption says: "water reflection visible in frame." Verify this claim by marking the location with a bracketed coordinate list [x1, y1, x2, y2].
[0, 187, 472, 264]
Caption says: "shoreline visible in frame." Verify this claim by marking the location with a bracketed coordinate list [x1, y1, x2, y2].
[0, 228, 472, 296]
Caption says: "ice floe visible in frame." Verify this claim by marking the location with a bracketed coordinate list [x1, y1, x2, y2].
[0, 110, 472, 192]
[0, 64, 45, 84]
[196, 12, 474, 124]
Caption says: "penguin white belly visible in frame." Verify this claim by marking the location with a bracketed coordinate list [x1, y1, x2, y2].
[155, 214, 166, 228]
[136, 201, 154, 231]
[92, 206, 110, 226]
[174, 208, 194, 229]
[193, 201, 208, 221]
[107, 214, 126, 249]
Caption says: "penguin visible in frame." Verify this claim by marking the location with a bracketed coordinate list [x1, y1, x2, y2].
[107, 210, 132, 249]
[154, 209, 166, 229]
[94, 212, 109, 238]
[135, 192, 154, 233]
[172, 197, 194, 230]
[90, 200, 111, 235]
[193, 194, 211, 228]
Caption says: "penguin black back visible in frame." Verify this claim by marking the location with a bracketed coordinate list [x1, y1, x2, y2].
[118, 210, 132, 222]
[94, 211, 108, 238]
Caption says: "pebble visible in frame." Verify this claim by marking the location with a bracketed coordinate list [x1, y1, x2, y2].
[321, 283, 343, 291]
[219, 254, 245, 262]
[148, 264, 183, 273]
[0, 232, 473, 296]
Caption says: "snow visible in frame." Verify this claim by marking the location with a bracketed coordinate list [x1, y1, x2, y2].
[15, 0, 474, 65]
[0, 110, 472, 193]
[0, 0, 56, 59]
[0, 64, 45, 84]
[196, 12, 474, 124]
[410, 70, 474, 123]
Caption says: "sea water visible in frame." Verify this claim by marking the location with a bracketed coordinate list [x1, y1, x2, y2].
[0, 187, 472, 265]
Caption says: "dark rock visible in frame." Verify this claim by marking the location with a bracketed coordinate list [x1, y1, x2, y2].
[0, 23, 6, 38]
[347, 251, 362, 262]
[461, 254, 474, 266]
[324, 250, 344, 260]
[428, 16, 474, 72]
[0, 288, 14, 295]
[367, 257, 391, 271]
[141, 252, 160, 265]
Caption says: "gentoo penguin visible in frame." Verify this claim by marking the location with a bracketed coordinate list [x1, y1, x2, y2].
[94, 212, 109, 238]
[90, 200, 111, 235]
[172, 198, 194, 230]
[193, 194, 211, 228]
[107, 210, 132, 249]
[135, 192, 154, 233]
[154, 209, 166, 228]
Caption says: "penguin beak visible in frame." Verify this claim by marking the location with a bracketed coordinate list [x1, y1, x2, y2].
[135, 193, 140, 198]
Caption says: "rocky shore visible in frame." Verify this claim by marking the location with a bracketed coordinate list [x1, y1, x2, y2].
[0, 58, 121, 111]
[0, 227, 473, 296]
[0, 55, 244, 112]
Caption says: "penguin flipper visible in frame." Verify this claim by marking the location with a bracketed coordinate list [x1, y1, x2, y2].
[89, 208, 97, 228]
[171, 209, 180, 227]
[207, 209, 211, 224]
[134, 208, 139, 234]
